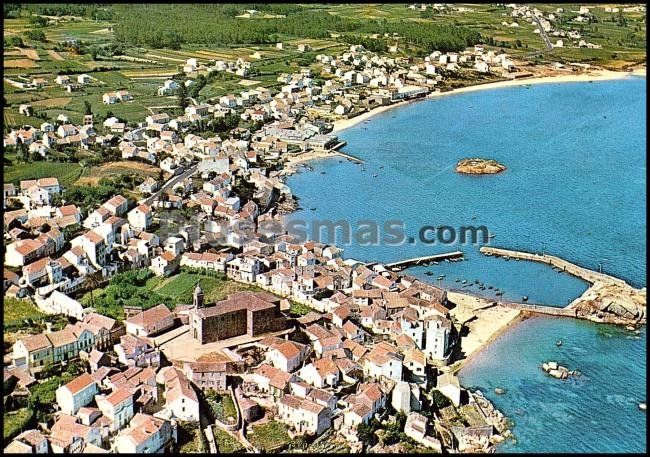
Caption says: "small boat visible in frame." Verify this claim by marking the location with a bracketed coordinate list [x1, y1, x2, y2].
[424, 271, 433, 276]
[495, 291, 504, 296]
[444, 259, 450, 263]
[321, 171, 326, 174]
[489, 234, 496, 239]
[310, 207, 317, 211]
[556, 340, 562, 347]
[373, 174, 378, 178]
[432, 261, 439, 265]
[455, 279, 461, 283]
[379, 166, 384, 169]
[522, 296, 528, 302]
[461, 280, 467, 284]
[488, 285, 493, 290]
[438, 275, 445, 280]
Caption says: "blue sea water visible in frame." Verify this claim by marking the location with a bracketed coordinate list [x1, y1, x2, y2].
[285, 77, 646, 452]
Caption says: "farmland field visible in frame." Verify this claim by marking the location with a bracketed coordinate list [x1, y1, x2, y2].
[4, 161, 83, 187]
[75, 161, 164, 186]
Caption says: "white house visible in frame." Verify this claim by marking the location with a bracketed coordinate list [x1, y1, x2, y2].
[95, 387, 135, 432]
[115, 413, 176, 453]
[128, 204, 152, 230]
[277, 394, 331, 437]
[363, 342, 403, 382]
[55, 373, 99, 415]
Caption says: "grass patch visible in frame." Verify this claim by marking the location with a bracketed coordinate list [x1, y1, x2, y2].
[3, 161, 83, 187]
[80, 268, 260, 321]
[176, 422, 206, 453]
[248, 421, 292, 453]
[289, 301, 312, 317]
[213, 427, 245, 453]
[4, 408, 34, 441]
[205, 390, 238, 425]
[3, 297, 46, 330]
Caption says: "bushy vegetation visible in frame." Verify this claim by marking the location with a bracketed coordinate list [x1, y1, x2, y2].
[4, 408, 34, 441]
[62, 174, 137, 210]
[81, 268, 163, 320]
[213, 427, 245, 453]
[3, 297, 46, 331]
[205, 390, 237, 424]
[176, 422, 206, 453]
[248, 421, 292, 452]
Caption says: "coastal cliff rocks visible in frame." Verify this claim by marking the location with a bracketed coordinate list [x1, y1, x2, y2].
[573, 282, 646, 325]
[455, 158, 506, 175]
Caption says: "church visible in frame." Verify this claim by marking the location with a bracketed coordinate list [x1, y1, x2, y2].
[188, 283, 286, 344]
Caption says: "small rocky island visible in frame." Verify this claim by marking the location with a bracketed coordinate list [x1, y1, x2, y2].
[456, 158, 506, 175]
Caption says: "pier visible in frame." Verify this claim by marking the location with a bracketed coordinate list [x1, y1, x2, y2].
[335, 150, 364, 163]
[384, 251, 464, 270]
[479, 246, 626, 286]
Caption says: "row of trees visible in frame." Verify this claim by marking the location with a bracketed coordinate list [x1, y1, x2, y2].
[108, 4, 480, 54]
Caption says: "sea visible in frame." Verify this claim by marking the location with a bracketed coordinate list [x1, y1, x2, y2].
[285, 76, 647, 452]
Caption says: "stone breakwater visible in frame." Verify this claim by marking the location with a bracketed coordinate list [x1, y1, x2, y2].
[456, 158, 506, 175]
[480, 246, 646, 326]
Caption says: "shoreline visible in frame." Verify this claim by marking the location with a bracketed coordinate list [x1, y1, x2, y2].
[281, 66, 645, 373]
[330, 68, 644, 135]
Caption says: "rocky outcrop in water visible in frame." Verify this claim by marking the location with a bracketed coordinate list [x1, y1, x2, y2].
[456, 158, 506, 175]
[573, 282, 646, 325]
[542, 361, 580, 379]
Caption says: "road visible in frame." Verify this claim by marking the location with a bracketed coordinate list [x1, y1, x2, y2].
[142, 163, 198, 206]
[532, 13, 553, 51]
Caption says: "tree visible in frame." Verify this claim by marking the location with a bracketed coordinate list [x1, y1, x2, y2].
[17, 141, 29, 163]
[24, 29, 46, 42]
[83, 100, 93, 115]
[4, 35, 24, 47]
[178, 82, 188, 110]
[357, 422, 378, 447]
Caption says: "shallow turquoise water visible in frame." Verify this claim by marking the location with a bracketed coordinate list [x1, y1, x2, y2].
[285, 77, 646, 452]
[458, 317, 647, 453]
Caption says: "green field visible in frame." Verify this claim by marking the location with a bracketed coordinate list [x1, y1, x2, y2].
[80, 269, 260, 321]
[4, 408, 34, 441]
[213, 427, 245, 453]
[176, 423, 206, 453]
[3, 297, 46, 328]
[3, 4, 644, 130]
[3, 160, 83, 187]
[248, 421, 292, 452]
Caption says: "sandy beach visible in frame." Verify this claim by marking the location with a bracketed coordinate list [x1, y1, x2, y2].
[331, 68, 643, 135]
[447, 290, 524, 370]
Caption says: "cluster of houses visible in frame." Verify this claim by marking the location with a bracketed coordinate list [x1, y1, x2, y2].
[506, 4, 603, 49]
[4, 41, 518, 453]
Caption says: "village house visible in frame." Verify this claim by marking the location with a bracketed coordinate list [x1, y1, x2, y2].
[128, 204, 153, 230]
[95, 387, 135, 432]
[4, 429, 49, 453]
[161, 367, 200, 422]
[115, 413, 177, 453]
[150, 251, 180, 277]
[277, 394, 331, 437]
[55, 373, 99, 415]
[125, 304, 174, 337]
[251, 363, 297, 397]
[183, 361, 228, 391]
[262, 337, 309, 373]
[363, 341, 403, 382]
